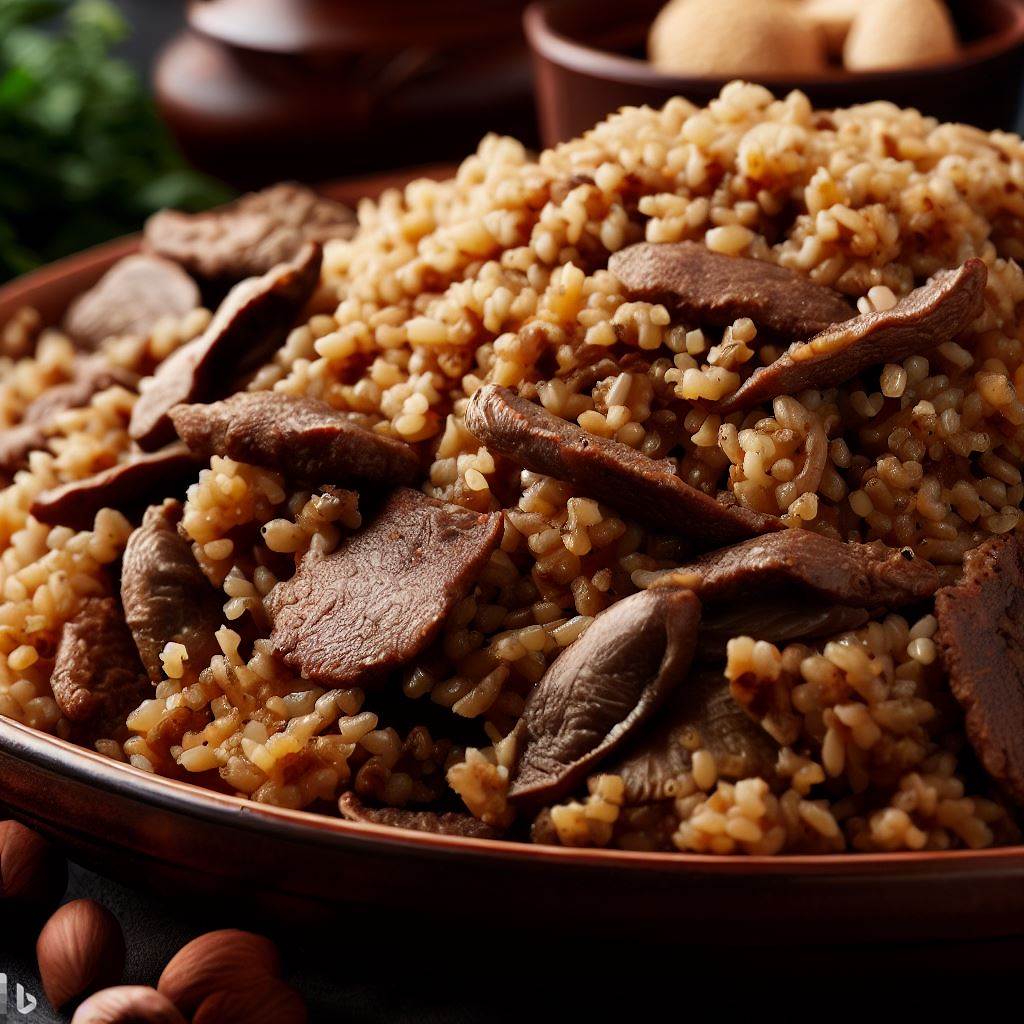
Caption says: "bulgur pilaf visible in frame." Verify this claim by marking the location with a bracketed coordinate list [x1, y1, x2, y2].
[2, 83, 1024, 856]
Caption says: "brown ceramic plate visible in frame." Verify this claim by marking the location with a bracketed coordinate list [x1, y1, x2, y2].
[1, 169, 1024, 941]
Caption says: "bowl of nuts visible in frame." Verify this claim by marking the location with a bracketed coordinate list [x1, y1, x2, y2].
[525, 0, 1024, 145]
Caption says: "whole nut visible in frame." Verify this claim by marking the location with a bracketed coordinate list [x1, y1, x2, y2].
[843, 0, 957, 71]
[157, 929, 281, 1015]
[71, 986, 186, 1024]
[192, 979, 307, 1024]
[0, 820, 67, 913]
[37, 899, 126, 1011]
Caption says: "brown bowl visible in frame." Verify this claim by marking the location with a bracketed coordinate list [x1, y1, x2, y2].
[525, 0, 1024, 146]
[2, 170, 1024, 940]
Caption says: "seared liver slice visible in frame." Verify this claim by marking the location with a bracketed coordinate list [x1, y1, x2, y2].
[51, 596, 150, 744]
[170, 392, 419, 487]
[672, 530, 939, 608]
[267, 488, 502, 687]
[121, 499, 224, 683]
[936, 535, 1024, 805]
[609, 241, 854, 337]
[63, 254, 200, 350]
[465, 384, 780, 547]
[31, 443, 201, 531]
[145, 183, 356, 285]
[718, 259, 987, 413]
[508, 587, 701, 811]
[338, 792, 502, 839]
[609, 669, 780, 805]
[0, 358, 138, 474]
[129, 242, 321, 451]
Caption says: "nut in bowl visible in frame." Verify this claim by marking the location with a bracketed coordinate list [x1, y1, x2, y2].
[525, 0, 1024, 144]
[2, 79, 1024, 934]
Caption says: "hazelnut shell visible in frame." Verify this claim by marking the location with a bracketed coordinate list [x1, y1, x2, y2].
[71, 986, 186, 1024]
[0, 820, 67, 912]
[192, 979, 308, 1024]
[37, 899, 125, 1010]
[157, 929, 281, 1015]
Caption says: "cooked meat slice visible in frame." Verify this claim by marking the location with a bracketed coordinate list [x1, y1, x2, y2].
[129, 243, 321, 451]
[144, 183, 356, 285]
[718, 259, 987, 413]
[267, 488, 502, 687]
[465, 384, 780, 547]
[508, 587, 701, 811]
[338, 792, 502, 839]
[935, 535, 1024, 805]
[31, 443, 201, 531]
[170, 392, 419, 486]
[51, 596, 149, 744]
[696, 600, 870, 660]
[668, 530, 939, 607]
[609, 241, 854, 337]
[63, 254, 200, 350]
[0, 357, 138, 474]
[121, 499, 224, 683]
[609, 669, 780, 804]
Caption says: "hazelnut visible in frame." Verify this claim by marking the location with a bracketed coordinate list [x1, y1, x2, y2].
[800, 0, 862, 56]
[157, 929, 281, 1015]
[844, 0, 958, 71]
[648, 0, 827, 77]
[192, 979, 307, 1024]
[36, 899, 125, 1011]
[71, 986, 186, 1024]
[0, 820, 67, 914]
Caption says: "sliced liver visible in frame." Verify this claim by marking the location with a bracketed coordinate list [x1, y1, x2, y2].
[508, 587, 701, 811]
[31, 443, 201, 531]
[145, 183, 355, 285]
[63, 254, 200, 350]
[170, 391, 419, 487]
[609, 241, 854, 337]
[267, 488, 502, 687]
[129, 243, 321, 451]
[464, 384, 780, 547]
[338, 792, 502, 839]
[718, 259, 987, 413]
[120, 499, 224, 683]
[51, 597, 150, 744]
[936, 534, 1024, 805]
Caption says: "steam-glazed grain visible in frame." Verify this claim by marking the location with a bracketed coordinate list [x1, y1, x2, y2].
[719, 259, 987, 412]
[465, 384, 780, 546]
[63, 254, 200, 350]
[509, 587, 701, 810]
[145, 183, 355, 284]
[339, 792, 502, 839]
[121, 500, 224, 683]
[268, 488, 502, 686]
[50, 597, 149, 744]
[31, 443, 201, 531]
[936, 535, 1024, 805]
[129, 243, 321, 450]
[609, 241, 854, 337]
[170, 392, 419, 486]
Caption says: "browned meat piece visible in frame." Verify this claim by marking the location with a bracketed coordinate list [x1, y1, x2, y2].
[129, 243, 321, 451]
[465, 384, 780, 547]
[936, 535, 1024, 805]
[338, 792, 502, 839]
[608, 669, 780, 804]
[50, 597, 150, 744]
[121, 499, 224, 683]
[63, 254, 200, 350]
[145, 183, 356, 285]
[170, 392, 419, 487]
[508, 587, 701, 811]
[31, 443, 201, 531]
[718, 259, 987, 413]
[0, 358, 138, 474]
[670, 530, 939, 607]
[608, 241, 854, 338]
[267, 488, 502, 687]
